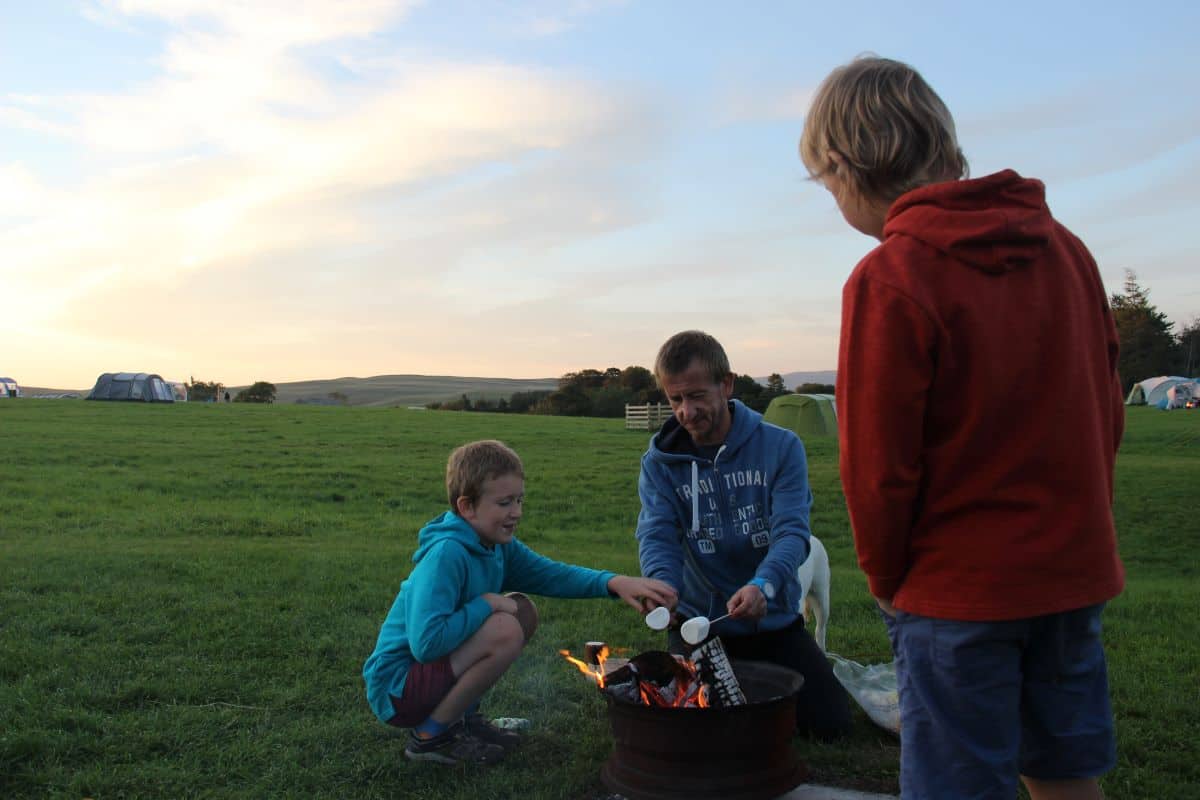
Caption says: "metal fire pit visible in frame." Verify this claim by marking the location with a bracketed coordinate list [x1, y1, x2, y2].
[600, 659, 806, 800]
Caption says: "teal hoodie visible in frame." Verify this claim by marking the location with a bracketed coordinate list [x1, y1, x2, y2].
[363, 511, 616, 723]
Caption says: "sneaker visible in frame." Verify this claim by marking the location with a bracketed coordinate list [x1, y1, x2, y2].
[405, 723, 506, 765]
[464, 712, 522, 750]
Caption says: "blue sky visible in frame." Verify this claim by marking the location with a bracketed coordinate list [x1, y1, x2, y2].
[3, 0, 1198, 388]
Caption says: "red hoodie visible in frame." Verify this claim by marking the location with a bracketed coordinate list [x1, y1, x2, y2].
[838, 169, 1125, 620]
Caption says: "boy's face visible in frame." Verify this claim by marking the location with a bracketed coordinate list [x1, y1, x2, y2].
[820, 155, 887, 241]
[457, 472, 524, 547]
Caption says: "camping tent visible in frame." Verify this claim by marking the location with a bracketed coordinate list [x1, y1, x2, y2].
[1125, 376, 1192, 408]
[0, 377, 20, 398]
[763, 393, 838, 438]
[1165, 380, 1198, 410]
[86, 372, 175, 402]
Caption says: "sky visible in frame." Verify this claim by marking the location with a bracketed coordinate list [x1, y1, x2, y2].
[3, 1, 1198, 389]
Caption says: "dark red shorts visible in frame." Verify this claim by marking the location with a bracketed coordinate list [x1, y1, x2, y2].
[386, 657, 456, 727]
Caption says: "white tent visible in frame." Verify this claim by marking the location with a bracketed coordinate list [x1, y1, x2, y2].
[1125, 376, 1191, 408]
[0, 377, 20, 398]
[1165, 381, 1199, 410]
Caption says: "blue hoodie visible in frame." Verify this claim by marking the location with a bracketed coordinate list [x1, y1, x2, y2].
[636, 399, 812, 638]
[363, 511, 616, 723]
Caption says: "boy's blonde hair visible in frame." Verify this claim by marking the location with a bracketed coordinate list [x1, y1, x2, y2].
[799, 55, 968, 204]
[654, 330, 731, 385]
[446, 440, 524, 511]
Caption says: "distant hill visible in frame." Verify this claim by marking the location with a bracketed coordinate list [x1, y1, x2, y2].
[20, 386, 86, 398]
[23, 370, 833, 405]
[228, 374, 559, 407]
[754, 370, 837, 390]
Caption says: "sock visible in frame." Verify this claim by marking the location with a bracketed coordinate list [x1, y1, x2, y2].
[414, 716, 449, 740]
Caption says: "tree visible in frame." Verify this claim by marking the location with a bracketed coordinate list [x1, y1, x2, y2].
[1110, 270, 1176, 392]
[234, 381, 276, 403]
[796, 382, 836, 395]
[188, 379, 222, 403]
[732, 374, 767, 411]
[620, 365, 656, 393]
[765, 374, 787, 396]
[1176, 317, 1200, 377]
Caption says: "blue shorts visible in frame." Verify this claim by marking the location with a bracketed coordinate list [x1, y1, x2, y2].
[880, 603, 1116, 799]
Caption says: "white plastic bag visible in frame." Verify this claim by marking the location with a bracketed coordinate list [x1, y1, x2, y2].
[827, 653, 900, 735]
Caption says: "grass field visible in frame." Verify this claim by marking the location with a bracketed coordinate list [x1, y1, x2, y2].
[1, 401, 1197, 799]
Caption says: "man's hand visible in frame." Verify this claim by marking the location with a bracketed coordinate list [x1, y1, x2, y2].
[726, 583, 768, 620]
[607, 575, 678, 613]
[874, 595, 897, 617]
[481, 592, 519, 615]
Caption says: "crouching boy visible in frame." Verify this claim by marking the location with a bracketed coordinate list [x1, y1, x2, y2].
[363, 439, 676, 765]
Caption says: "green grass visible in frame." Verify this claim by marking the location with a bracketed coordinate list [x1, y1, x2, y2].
[1, 401, 1197, 799]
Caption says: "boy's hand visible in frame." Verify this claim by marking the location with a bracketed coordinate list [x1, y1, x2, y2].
[481, 592, 519, 615]
[607, 575, 677, 613]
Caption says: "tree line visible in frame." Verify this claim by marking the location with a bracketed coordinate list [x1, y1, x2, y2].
[428, 366, 835, 418]
[1111, 270, 1199, 391]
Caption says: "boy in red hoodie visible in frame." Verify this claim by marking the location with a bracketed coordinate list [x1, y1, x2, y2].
[800, 56, 1124, 800]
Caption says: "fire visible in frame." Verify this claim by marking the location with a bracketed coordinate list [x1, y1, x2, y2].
[559, 646, 608, 689]
[561, 647, 711, 709]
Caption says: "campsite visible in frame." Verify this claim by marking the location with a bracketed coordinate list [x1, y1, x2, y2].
[1, 399, 1196, 799]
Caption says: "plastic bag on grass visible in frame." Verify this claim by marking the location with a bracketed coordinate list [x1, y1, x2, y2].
[827, 652, 900, 735]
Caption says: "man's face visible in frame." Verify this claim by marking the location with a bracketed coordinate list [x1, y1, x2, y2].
[659, 360, 734, 446]
[458, 472, 524, 547]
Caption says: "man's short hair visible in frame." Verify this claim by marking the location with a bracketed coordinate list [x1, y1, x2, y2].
[446, 440, 524, 510]
[654, 330, 731, 384]
[799, 55, 968, 204]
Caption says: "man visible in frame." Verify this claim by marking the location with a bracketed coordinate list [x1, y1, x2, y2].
[635, 330, 852, 739]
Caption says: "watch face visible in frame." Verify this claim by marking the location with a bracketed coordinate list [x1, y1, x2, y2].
[762, 581, 775, 600]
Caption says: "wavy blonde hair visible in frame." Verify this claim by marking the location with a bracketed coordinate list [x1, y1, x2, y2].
[800, 55, 968, 204]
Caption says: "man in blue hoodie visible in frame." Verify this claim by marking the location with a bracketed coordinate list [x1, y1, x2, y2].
[635, 330, 851, 738]
[364, 439, 676, 765]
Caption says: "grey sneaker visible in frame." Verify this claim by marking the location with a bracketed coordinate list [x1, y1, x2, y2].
[464, 712, 522, 750]
[404, 723, 506, 765]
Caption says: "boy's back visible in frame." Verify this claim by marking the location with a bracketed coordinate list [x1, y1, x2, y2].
[837, 169, 1125, 620]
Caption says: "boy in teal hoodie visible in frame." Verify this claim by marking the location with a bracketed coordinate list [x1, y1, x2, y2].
[363, 439, 676, 765]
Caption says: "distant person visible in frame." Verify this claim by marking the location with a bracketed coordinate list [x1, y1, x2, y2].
[634, 330, 852, 739]
[800, 55, 1124, 799]
[224, 391, 230, 403]
[363, 440, 675, 765]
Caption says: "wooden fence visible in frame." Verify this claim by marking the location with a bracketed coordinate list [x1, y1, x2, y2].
[625, 403, 671, 431]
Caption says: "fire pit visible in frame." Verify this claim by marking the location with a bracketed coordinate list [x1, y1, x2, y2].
[562, 642, 807, 800]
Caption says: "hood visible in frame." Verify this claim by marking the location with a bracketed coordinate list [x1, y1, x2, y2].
[412, 511, 489, 563]
[649, 398, 763, 462]
[884, 170, 1053, 275]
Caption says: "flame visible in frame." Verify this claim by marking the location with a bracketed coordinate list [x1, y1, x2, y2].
[561, 647, 713, 708]
[559, 648, 608, 688]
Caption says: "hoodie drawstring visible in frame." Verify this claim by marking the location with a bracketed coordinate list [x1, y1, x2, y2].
[691, 461, 700, 535]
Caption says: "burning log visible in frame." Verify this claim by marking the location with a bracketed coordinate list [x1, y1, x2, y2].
[560, 637, 744, 710]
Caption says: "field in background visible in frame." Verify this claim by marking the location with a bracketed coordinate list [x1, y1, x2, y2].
[24, 373, 561, 407]
[1, 402, 1197, 799]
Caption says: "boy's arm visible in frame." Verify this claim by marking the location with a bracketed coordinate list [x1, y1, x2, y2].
[406, 542, 493, 663]
[838, 272, 934, 603]
[633, 459, 685, 591]
[754, 435, 812, 594]
[502, 541, 675, 610]
[500, 538, 615, 598]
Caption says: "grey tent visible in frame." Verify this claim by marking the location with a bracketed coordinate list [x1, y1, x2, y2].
[86, 372, 175, 402]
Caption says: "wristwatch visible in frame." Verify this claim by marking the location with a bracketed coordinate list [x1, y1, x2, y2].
[749, 577, 775, 600]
